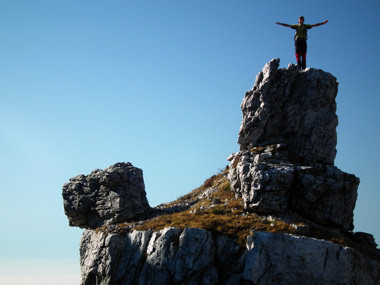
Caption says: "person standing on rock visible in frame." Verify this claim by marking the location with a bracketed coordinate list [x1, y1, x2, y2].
[276, 16, 328, 70]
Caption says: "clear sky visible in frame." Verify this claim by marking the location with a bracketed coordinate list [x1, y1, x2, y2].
[1, 1, 379, 284]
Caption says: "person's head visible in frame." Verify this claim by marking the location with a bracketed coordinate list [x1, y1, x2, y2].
[298, 16, 304, 24]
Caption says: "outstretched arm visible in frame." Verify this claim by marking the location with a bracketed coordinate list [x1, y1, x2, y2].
[275, 22, 292, 28]
[310, 20, 328, 27]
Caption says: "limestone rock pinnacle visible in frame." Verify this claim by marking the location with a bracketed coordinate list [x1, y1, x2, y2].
[238, 58, 338, 165]
[229, 59, 359, 231]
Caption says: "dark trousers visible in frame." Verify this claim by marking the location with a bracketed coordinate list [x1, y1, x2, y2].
[295, 39, 307, 70]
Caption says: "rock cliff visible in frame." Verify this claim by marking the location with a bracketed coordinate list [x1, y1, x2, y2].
[238, 59, 338, 165]
[79, 228, 379, 285]
[63, 59, 380, 284]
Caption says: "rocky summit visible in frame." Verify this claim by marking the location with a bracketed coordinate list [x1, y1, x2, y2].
[228, 59, 359, 231]
[63, 59, 380, 284]
[238, 58, 338, 165]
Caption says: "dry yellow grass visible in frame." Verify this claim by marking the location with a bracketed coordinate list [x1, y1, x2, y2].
[96, 170, 380, 259]
[130, 171, 298, 246]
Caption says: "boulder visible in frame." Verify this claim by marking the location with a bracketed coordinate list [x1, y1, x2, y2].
[63, 162, 150, 229]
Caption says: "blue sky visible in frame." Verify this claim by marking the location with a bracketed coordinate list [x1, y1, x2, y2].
[1, 1, 379, 283]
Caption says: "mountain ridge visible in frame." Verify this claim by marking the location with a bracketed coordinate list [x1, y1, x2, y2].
[63, 59, 380, 284]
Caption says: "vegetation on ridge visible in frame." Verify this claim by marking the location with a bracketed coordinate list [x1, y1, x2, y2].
[100, 170, 299, 246]
[96, 169, 379, 260]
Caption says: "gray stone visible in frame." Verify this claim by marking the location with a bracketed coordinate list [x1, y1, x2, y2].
[65, 60, 378, 284]
[228, 149, 359, 231]
[229, 154, 295, 213]
[238, 58, 338, 165]
[140, 227, 217, 284]
[80, 228, 224, 285]
[228, 60, 359, 231]
[244, 232, 380, 284]
[79, 228, 380, 284]
[292, 165, 359, 231]
[63, 162, 150, 229]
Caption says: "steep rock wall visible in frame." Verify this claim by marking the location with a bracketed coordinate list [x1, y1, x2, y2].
[79, 228, 380, 284]
[238, 59, 338, 165]
[228, 60, 359, 231]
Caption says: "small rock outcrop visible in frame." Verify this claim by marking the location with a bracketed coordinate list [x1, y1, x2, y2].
[63, 162, 150, 229]
[228, 59, 359, 231]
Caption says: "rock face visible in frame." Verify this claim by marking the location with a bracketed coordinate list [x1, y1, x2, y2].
[238, 58, 338, 165]
[228, 59, 359, 231]
[228, 146, 359, 231]
[243, 232, 380, 284]
[80, 228, 237, 285]
[63, 162, 150, 229]
[79, 229, 380, 285]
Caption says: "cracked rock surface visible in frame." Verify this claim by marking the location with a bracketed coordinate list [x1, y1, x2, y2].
[238, 58, 338, 165]
[228, 147, 359, 231]
[63, 162, 150, 229]
[79, 229, 380, 285]
[228, 60, 359, 231]
[243, 232, 380, 284]
[64, 59, 380, 284]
